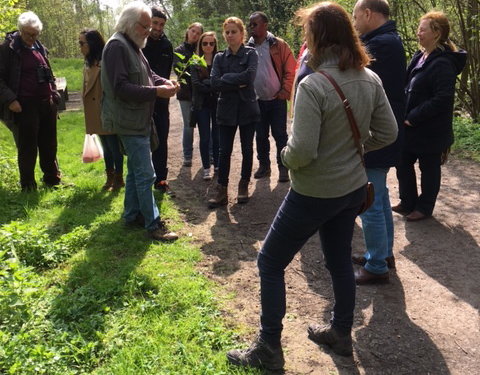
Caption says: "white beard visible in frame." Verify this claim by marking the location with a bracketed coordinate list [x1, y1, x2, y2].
[128, 31, 147, 49]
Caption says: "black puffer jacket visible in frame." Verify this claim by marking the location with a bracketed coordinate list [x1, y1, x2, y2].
[0, 31, 57, 129]
[404, 47, 467, 153]
[173, 41, 196, 101]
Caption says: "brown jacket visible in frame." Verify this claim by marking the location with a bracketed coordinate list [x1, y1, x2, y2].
[82, 63, 110, 135]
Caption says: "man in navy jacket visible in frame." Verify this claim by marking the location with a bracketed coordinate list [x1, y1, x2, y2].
[142, 6, 175, 196]
[352, 0, 406, 284]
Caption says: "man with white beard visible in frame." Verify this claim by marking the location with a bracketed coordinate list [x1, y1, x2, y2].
[101, 1, 179, 241]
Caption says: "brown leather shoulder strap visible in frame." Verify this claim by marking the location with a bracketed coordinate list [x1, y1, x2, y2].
[318, 70, 365, 167]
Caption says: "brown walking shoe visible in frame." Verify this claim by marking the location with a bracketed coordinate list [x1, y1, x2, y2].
[355, 267, 389, 285]
[307, 324, 353, 357]
[237, 179, 249, 204]
[155, 180, 176, 197]
[278, 165, 289, 182]
[352, 254, 396, 269]
[226, 336, 285, 370]
[148, 221, 178, 241]
[110, 172, 125, 191]
[254, 164, 271, 179]
[208, 184, 228, 208]
[391, 203, 410, 215]
[102, 169, 115, 191]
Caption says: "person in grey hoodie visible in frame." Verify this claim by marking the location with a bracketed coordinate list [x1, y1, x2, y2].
[226, 2, 397, 370]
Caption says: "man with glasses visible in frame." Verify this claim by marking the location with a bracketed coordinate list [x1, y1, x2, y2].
[142, 6, 175, 197]
[0, 11, 62, 191]
[101, 1, 179, 241]
[247, 11, 296, 183]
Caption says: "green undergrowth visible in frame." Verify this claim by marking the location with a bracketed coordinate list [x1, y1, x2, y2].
[0, 112, 258, 374]
[452, 116, 480, 162]
[50, 58, 84, 92]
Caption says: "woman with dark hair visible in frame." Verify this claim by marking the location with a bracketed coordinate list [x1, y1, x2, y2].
[79, 29, 124, 190]
[208, 17, 260, 207]
[393, 11, 466, 221]
[173, 22, 203, 167]
[226, 2, 397, 370]
[191, 31, 219, 180]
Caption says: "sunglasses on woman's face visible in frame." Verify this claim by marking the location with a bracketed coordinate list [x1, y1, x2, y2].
[202, 41, 215, 46]
[79, 41, 87, 46]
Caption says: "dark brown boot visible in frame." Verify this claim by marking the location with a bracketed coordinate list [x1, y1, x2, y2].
[254, 164, 271, 179]
[102, 169, 115, 191]
[111, 172, 125, 191]
[237, 179, 249, 204]
[278, 165, 289, 182]
[208, 184, 228, 208]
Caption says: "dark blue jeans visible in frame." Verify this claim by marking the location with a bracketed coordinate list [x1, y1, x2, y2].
[258, 186, 365, 346]
[196, 107, 219, 169]
[217, 123, 255, 187]
[396, 150, 442, 216]
[99, 134, 123, 173]
[255, 99, 288, 166]
[151, 99, 170, 182]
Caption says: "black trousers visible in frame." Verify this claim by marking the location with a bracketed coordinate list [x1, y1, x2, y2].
[217, 123, 255, 187]
[15, 97, 60, 189]
[151, 99, 170, 183]
[396, 150, 442, 216]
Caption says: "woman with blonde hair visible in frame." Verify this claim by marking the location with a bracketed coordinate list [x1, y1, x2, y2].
[208, 17, 260, 207]
[190, 31, 219, 180]
[226, 2, 397, 370]
[173, 22, 204, 167]
[393, 11, 466, 221]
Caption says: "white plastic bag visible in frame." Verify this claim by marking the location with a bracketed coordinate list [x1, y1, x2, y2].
[82, 134, 104, 163]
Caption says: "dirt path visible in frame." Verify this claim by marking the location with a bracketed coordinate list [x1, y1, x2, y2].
[164, 99, 479, 374]
[69, 94, 479, 374]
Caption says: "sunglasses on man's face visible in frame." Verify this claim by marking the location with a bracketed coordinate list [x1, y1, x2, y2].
[202, 41, 215, 46]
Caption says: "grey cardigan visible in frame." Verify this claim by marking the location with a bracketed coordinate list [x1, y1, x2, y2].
[282, 63, 397, 198]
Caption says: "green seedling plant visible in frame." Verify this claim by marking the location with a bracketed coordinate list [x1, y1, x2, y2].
[174, 52, 207, 84]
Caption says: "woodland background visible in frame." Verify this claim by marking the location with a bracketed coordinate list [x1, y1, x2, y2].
[0, 0, 479, 120]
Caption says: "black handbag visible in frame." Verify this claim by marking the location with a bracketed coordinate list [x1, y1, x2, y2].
[318, 70, 375, 215]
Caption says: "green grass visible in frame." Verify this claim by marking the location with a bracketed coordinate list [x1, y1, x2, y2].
[50, 58, 84, 92]
[452, 116, 480, 162]
[0, 113, 259, 374]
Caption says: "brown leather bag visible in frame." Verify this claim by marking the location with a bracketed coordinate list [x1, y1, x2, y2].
[318, 70, 375, 215]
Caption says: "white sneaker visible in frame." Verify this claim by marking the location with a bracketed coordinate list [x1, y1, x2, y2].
[203, 168, 212, 181]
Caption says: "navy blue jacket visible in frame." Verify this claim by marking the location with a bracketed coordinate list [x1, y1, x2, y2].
[143, 34, 173, 108]
[211, 45, 260, 126]
[361, 20, 406, 168]
[405, 47, 467, 153]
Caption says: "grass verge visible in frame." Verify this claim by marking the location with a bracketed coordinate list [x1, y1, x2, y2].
[0, 112, 259, 374]
[452, 116, 480, 162]
[50, 58, 84, 92]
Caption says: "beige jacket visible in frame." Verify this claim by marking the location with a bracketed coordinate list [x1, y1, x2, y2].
[83, 63, 110, 135]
